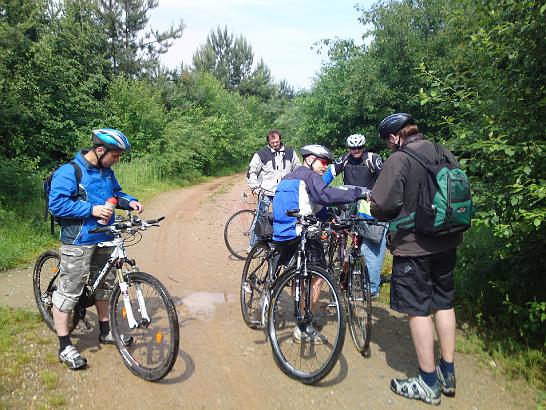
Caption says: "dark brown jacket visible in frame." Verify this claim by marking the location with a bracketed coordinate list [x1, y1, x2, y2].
[370, 134, 463, 256]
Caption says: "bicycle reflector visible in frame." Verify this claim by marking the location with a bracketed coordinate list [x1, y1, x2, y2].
[155, 331, 163, 344]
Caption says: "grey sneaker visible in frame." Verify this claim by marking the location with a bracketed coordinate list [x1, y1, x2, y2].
[59, 345, 87, 370]
[390, 374, 441, 405]
[99, 331, 133, 347]
[436, 365, 456, 396]
[293, 324, 328, 345]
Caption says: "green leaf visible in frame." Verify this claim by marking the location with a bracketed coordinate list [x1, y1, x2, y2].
[534, 218, 541, 227]
[524, 166, 532, 175]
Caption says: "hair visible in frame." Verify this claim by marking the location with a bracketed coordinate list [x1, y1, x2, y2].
[266, 129, 282, 143]
[397, 124, 420, 140]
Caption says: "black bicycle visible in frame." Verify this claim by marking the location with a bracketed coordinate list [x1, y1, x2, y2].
[326, 214, 374, 356]
[266, 211, 346, 384]
[33, 213, 179, 382]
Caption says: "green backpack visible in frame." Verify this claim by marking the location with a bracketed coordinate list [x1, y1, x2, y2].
[388, 143, 473, 236]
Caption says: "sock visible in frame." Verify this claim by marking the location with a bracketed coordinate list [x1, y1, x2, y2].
[439, 357, 455, 377]
[419, 368, 438, 387]
[58, 335, 72, 353]
[98, 320, 110, 336]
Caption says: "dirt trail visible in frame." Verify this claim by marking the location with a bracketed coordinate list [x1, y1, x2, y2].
[0, 175, 534, 409]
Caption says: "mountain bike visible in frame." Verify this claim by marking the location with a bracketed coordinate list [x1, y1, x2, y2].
[326, 214, 374, 356]
[33, 212, 179, 382]
[223, 191, 259, 260]
[267, 211, 345, 384]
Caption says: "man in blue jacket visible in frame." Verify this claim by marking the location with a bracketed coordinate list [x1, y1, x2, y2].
[48, 128, 143, 370]
[273, 144, 368, 343]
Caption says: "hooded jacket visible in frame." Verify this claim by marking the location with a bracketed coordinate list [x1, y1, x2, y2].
[48, 150, 138, 245]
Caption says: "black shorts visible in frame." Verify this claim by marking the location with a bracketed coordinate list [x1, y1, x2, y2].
[390, 248, 457, 316]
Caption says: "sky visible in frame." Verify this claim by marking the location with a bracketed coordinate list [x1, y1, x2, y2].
[148, 0, 376, 90]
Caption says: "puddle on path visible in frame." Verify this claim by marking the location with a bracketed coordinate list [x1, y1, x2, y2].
[174, 292, 236, 320]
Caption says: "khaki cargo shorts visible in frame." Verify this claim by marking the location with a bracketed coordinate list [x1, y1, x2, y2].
[52, 244, 116, 312]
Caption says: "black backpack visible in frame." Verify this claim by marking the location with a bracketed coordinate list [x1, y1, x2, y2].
[43, 161, 82, 236]
[388, 143, 473, 236]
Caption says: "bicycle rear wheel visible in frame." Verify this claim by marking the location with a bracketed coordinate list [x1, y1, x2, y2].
[268, 266, 346, 384]
[240, 241, 271, 329]
[33, 250, 79, 333]
[347, 256, 372, 356]
[110, 272, 179, 382]
[224, 209, 256, 260]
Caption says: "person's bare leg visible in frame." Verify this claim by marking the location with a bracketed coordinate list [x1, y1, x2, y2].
[434, 308, 456, 362]
[52, 306, 70, 336]
[95, 299, 109, 322]
[408, 315, 435, 372]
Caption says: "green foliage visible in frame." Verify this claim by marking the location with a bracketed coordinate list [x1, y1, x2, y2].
[285, 0, 545, 349]
[97, 0, 184, 77]
[104, 77, 168, 154]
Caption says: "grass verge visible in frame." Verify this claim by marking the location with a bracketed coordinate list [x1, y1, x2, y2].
[0, 305, 67, 409]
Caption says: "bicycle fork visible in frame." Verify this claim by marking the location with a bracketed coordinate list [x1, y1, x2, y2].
[116, 268, 150, 329]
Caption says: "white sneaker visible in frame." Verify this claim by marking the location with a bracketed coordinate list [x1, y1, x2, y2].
[58, 345, 87, 370]
[292, 324, 328, 345]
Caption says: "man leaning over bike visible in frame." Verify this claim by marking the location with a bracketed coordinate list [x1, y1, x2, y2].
[48, 128, 143, 370]
[272, 144, 369, 344]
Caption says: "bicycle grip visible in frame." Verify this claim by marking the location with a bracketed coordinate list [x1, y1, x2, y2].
[89, 226, 110, 233]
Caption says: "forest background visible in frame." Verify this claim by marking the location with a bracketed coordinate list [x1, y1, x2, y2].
[0, 0, 544, 393]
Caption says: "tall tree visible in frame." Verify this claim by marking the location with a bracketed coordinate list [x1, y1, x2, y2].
[193, 26, 253, 90]
[97, 0, 184, 77]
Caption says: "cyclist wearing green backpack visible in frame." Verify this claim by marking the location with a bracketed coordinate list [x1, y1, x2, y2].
[370, 113, 469, 405]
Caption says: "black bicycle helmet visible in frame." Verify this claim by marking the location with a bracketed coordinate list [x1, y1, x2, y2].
[300, 144, 334, 162]
[92, 128, 131, 151]
[378, 113, 415, 139]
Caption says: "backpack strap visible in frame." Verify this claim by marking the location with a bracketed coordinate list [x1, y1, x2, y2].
[48, 161, 82, 236]
[364, 152, 376, 173]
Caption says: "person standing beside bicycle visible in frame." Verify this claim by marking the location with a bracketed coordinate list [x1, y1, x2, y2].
[48, 128, 144, 370]
[323, 133, 388, 299]
[370, 113, 463, 405]
[273, 144, 369, 344]
[246, 129, 301, 248]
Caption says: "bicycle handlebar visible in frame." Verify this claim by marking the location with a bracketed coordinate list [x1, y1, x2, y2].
[89, 215, 165, 234]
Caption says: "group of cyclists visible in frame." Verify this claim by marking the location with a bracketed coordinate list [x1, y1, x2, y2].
[46, 113, 462, 406]
[246, 114, 462, 406]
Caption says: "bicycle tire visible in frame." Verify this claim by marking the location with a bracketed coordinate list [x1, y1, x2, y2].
[268, 266, 346, 384]
[33, 250, 79, 333]
[110, 271, 179, 382]
[347, 256, 372, 356]
[240, 241, 271, 329]
[224, 209, 256, 260]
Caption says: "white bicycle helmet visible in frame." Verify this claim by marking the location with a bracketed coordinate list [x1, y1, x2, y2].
[300, 144, 333, 162]
[346, 134, 366, 148]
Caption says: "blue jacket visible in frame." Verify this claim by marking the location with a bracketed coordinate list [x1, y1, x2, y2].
[272, 166, 361, 241]
[48, 150, 138, 245]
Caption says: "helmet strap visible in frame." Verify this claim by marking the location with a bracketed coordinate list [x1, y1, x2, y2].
[92, 146, 107, 168]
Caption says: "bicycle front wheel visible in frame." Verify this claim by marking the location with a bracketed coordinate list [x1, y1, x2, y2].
[110, 272, 179, 382]
[240, 241, 271, 329]
[33, 251, 79, 333]
[268, 266, 346, 384]
[347, 256, 372, 355]
[224, 209, 256, 260]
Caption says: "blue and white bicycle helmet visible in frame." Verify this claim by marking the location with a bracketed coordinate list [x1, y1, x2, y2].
[346, 134, 366, 148]
[92, 128, 131, 152]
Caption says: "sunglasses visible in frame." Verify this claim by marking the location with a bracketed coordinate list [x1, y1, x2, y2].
[317, 158, 331, 167]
